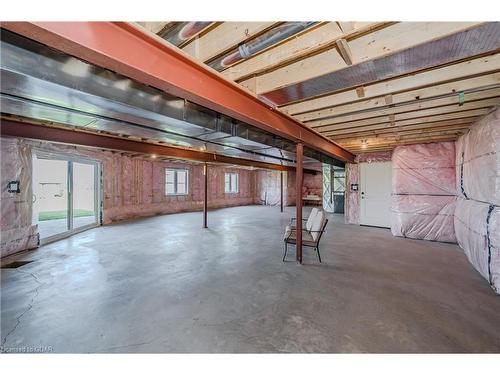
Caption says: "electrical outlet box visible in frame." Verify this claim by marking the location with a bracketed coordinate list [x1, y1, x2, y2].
[7, 180, 20, 193]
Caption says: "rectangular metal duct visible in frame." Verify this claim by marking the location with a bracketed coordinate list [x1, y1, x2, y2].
[0, 29, 345, 168]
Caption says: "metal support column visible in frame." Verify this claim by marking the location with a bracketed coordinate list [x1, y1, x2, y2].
[280, 171, 284, 213]
[296, 143, 304, 264]
[203, 162, 208, 228]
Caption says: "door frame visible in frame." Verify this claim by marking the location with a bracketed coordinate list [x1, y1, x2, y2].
[359, 161, 392, 228]
[32, 150, 102, 245]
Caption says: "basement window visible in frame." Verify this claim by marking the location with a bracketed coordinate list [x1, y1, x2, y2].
[225, 173, 239, 193]
[165, 168, 189, 195]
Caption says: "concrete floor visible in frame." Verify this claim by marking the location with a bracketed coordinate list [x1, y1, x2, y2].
[1, 205, 500, 353]
[38, 216, 97, 239]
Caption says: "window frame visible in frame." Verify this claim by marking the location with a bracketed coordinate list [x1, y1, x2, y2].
[165, 168, 189, 196]
[224, 172, 239, 194]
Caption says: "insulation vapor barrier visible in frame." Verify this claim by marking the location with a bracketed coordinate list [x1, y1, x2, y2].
[454, 198, 500, 294]
[456, 108, 500, 205]
[391, 195, 457, 243]
[454, 108, 500, 294]
[1, 138, 38, 257]
[391, 142, 457, 243]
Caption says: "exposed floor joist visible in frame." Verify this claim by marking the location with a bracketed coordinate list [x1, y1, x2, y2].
[314, 99, 496, 133]
[246, 22, 484, 97]
[306, 89, 500, 127]
[294, 73, 500, 122]
[224, 22, 385, 83]
[321, 110, 488, 136]
[280, 54, 500, 116]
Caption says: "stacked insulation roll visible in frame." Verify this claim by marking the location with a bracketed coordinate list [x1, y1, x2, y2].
[391, 141, 457, 243]
[454, 108, 500, 294]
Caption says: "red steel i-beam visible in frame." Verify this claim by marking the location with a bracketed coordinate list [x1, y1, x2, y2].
[1, 22, 354, 164]
[296, 143, 304, 264]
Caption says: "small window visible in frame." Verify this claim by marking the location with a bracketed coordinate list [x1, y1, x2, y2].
[225, 172, 239, 193]
[165, 168, 189, 195]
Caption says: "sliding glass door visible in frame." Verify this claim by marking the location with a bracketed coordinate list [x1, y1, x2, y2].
[33, 153, 100, 243]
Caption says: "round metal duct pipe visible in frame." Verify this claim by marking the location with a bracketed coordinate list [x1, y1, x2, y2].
[208, 22, 318, 71]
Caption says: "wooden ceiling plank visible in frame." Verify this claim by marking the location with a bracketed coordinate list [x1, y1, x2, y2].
[294, 72, 500, 122]
[247, 22, 482, 94]
[280, 54, 500, 115]
[182, 22, 277, 62]
[305, 89, 500, 127]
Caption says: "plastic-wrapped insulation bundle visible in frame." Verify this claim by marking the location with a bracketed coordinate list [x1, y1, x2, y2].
[456, 108, 500, 205]
[391, 142, 457, 243]
[454, 198, 500, 294]
[453, 108, 500, 293]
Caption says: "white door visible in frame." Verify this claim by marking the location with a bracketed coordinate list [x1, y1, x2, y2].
[359, 161, 392, 228]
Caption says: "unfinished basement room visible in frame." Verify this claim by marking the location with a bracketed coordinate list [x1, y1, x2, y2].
[1, 8, 500, 361]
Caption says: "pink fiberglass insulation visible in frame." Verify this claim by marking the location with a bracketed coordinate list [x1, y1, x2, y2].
[391, 141, 457, 242]
[456, 108, 500, 205]
[1, 138, 39, 257]
[391, 195, 457, 243]
[345, 163, 359, 224]
[454, 198, 500, 294]
[392, 142, 456, 195]
[303, 172, 323, 197]
[356, 151, 392, 163]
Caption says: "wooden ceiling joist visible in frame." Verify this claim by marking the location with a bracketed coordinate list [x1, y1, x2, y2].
[294, 73, 500, 122]
[331, 122, 470, 143]
[245, 22, 482, 95]
[321, 111, 488, 136]
[306, 89, 500, 127]
[280, 54, 500, 116]
[223, 22, 384, 83]
[313, 97, 498, 132]
[329, 122, 473, 141]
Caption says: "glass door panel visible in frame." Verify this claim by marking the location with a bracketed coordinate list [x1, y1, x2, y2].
[72, 162, 97, 229]
[34, 158, 70, 239]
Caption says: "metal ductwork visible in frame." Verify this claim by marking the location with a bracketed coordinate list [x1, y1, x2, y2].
[208, 22, 318, 71]
[158, 22, 213, 47]
[0, 29, 343, 170]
